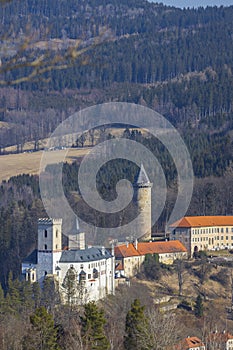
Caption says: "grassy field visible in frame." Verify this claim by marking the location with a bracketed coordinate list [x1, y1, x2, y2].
[0, 147, 90, 183]
[0, 126, 144, 182]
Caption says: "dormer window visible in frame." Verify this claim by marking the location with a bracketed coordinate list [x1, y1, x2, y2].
[79, 270, 86, 283]
[93, 268, 98, 279]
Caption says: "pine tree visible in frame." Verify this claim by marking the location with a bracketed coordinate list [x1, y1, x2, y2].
[20, 280, 34, 314]
[42, 276, 60, 311]
[6, 271, 21, 314]
[32, 282, 41, 309]
[62, 266, 77, 305]
[124, 299, 147, 350]
[81, 301, 110, 350]
[22, 306, 60, 350]
[194, 294, 204, 318]
[0, 283, 6, 315]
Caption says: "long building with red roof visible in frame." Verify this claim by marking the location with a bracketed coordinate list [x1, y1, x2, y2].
[170, 216, 233, 256]
[114, 240, 187, 278]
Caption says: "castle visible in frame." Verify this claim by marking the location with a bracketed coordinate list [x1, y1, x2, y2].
[22, 218, 115, 304]
[21, 165, 161, 303]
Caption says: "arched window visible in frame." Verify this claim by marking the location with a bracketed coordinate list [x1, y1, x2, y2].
[56, 229, 58, 238]
[44, 230, 47, 238]
[44, 244, 47, 250]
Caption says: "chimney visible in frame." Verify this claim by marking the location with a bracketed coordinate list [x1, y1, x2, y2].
[134, 238, 138, 250]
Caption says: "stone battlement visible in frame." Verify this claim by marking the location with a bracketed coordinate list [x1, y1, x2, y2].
[38, 218, 62, 224]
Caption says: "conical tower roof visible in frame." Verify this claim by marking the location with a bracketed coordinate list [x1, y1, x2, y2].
[134, 164, 151, 185]
[68, 216, 80, 235]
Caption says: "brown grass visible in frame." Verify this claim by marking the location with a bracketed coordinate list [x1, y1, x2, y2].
[0, 147, 90, 183]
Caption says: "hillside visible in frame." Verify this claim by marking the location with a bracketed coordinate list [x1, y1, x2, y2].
[0, 1, 233, 180]
[0, 0, 233, 294]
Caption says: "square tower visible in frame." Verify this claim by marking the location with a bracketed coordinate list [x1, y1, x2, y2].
[38, 218, 62, 252]
[37, 218, 62, 283]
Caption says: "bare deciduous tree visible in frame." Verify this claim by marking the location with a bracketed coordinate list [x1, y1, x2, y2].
[137, 308, 182, 350]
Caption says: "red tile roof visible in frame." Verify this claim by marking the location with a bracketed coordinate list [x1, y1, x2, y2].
[174, 337, 205, 349]
[170, 216, 233, 228]
[114, 240, 187, 258]
[138, 240, 187, 255]
[114, 243, 139, 258]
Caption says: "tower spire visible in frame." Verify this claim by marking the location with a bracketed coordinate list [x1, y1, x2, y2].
[68, 216, 85, 250]
[135, 163, 151, 185]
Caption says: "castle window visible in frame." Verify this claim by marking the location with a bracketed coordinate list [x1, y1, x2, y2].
[93, 268, 98, 279]
[44, 271, 47, 276]
[79, 271, 86, 282]
[55, 244, 58, 250]
[31, 273, 35, 281]
[56, 229, 58, 238]
[44, 230, 47, 238]
[44, 244, 47, 250]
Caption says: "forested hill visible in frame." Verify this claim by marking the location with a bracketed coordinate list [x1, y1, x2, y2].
[1, 0, 233, 87]
[0, 0, 233, 178]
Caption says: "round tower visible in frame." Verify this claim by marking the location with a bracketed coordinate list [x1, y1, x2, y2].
[133, 164, 152, 241]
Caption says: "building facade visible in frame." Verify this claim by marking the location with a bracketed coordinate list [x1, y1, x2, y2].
[207, 331, 233, 350]
[170, 216, 233, 257]
[115, 240, 187, 278]
[22, 218, 115, 304]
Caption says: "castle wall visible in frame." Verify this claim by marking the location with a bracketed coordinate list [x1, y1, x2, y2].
[57, 256, 114, 304]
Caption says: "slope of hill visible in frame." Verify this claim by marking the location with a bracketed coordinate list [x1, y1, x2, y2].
[0, 0, 232, 179]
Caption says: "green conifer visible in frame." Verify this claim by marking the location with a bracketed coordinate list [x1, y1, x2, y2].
[81, 301, 110, 350]
[124, 298, 147, 350]
[194, 294, 204, 318]
[22, 306, 60, 350]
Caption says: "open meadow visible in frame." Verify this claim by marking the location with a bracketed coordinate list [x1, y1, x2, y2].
[0, 147, 90, 183]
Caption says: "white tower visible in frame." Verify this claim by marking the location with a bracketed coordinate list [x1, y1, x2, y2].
[68, 217, 85, 250]
[37, 218, 62, 283]
[133, 164, 152, 241]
